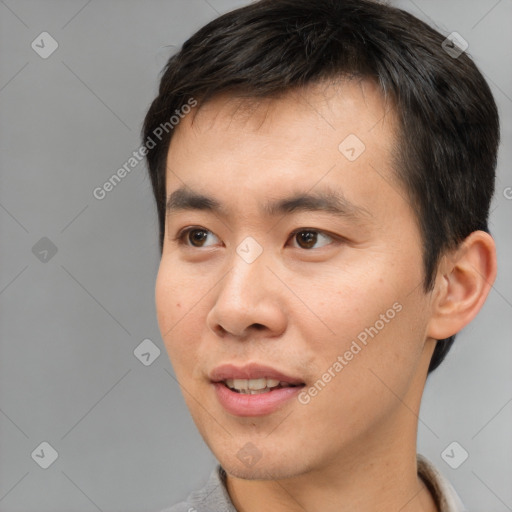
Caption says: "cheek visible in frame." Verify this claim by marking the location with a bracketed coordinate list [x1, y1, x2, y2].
[155, 261, 204, 367]
[155, 263, 178, 336]
[296, 266, 395, 349]
[304, 256, 427, 379]
[299, 296, 428, 444]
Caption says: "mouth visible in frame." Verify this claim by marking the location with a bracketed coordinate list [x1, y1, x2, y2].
[209, 363, 305, 389]
[209, 363, 306, 416]
[222, 378, 303, 395]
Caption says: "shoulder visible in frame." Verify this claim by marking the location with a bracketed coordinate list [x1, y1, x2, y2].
[155, 465, 237, 512]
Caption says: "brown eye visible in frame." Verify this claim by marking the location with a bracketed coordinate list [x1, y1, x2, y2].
[188, 229, 209, 247]
[291, 229, 333, 249]
[296, 230, 317, 249]
[177, 228, 220, 248]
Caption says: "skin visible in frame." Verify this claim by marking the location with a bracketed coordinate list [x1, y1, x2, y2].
[155, 79, 496, 512]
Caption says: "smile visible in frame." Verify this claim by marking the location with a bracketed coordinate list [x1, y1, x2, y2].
[224, 378, 300, 394]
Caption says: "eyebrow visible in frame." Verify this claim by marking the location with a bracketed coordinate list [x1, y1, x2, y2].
[166, 186, 373, 222]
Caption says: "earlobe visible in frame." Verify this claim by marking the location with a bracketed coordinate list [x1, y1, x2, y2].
[426, 231, 497, 340]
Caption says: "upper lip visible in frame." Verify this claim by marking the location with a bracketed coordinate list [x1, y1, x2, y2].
[209, 363, 305, 385]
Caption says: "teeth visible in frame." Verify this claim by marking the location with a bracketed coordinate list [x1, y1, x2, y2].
[248, 378, 267, 390]
[233, 379, 248, 390]
[224, 377, 282, 392]
[241, 388, 272, 395]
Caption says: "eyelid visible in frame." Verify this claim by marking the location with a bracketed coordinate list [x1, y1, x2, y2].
[289, 227, 334, 238]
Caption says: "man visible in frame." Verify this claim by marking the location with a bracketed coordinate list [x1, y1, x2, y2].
[142, 0, 499, 510]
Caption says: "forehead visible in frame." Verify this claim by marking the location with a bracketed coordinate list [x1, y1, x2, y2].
[165, 79, 406, 222]
[187, 79, 394, 142]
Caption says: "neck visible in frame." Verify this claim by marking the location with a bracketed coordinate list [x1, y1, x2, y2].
[225, 400, 438, 512]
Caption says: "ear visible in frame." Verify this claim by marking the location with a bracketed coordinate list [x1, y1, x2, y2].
[426, 230, 497, 340]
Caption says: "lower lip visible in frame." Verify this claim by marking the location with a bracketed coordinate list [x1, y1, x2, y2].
[213, 383, 304, 416]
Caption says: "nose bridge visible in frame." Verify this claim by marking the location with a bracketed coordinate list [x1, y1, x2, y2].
[207, 242, 286, 337]
[220, 244, 269, 309]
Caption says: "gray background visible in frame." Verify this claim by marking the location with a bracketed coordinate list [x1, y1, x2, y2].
[0, 0, 510, 511]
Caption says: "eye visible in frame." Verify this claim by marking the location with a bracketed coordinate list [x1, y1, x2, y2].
[289, 229, 334, 249]
[176, 227, 220, 248]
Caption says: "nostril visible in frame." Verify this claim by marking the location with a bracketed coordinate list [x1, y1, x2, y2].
[216, 325, 228, 336]
[213, 322, 267, 339]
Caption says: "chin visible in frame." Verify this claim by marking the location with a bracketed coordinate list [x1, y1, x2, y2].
[219, 452, 313, 481]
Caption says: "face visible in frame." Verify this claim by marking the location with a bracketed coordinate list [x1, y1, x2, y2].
[155, 80, 437, 480]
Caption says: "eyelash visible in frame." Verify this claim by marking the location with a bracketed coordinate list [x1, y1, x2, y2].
[172, 226, 340, 250]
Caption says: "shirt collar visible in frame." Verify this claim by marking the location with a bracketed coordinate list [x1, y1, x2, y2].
[417, 454, 467, 512]
[184, 453, 466, 512]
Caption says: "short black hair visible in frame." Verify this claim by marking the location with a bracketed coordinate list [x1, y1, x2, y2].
[142, 0, 500, 373]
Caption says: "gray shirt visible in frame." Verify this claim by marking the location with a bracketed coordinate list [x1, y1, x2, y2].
[159, 454, 466, 512]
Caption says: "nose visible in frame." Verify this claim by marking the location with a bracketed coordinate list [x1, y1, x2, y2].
[206, 251, 287, 340]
